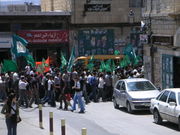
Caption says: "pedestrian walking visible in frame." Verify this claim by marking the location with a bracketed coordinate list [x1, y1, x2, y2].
[1, 93, 21, 135]
[97, 73, 105, 101]
[71, 77, 85, 113]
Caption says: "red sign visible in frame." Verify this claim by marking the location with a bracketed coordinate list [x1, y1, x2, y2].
[17, 30, 69, 44]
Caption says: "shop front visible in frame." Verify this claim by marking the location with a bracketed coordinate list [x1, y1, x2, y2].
[17, 30, 69, 66]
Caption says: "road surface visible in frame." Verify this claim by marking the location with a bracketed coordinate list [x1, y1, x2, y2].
[0, 102, 179, 135]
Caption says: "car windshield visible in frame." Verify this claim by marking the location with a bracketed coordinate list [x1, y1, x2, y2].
[127, 81, 157, 91]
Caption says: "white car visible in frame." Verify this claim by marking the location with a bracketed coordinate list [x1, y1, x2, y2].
[150, 88, 180, 130]
[113, 78, 160, 113]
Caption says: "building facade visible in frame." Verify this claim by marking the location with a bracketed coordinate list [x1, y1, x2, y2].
[142, 0, 180, 89]
[42, 0, 143, 57]
[0, 10, 70, 67]
[41, 0, 71, 12]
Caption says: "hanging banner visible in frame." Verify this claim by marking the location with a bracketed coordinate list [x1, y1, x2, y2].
[17, 30, 69, 44]
[84, 4, 111, 12]
[78, 29, 114, 56]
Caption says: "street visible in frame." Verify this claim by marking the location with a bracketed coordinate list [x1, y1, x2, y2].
[0, 102, 179, 135]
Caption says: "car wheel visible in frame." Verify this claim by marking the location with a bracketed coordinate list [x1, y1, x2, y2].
[113, 98, 119, 109]
[153, 110, 162, 124]
[127, 102, 133, 113]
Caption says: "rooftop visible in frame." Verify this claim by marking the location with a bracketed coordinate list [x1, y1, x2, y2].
[0, 11, 71, 16]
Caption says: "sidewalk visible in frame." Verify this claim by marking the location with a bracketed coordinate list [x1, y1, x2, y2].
[0, 102, 84, 135]
[0, 103, 49, 135]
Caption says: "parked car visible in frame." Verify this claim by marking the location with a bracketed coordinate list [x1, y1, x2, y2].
[150, 88, 180, 130]
[113, 78, 160, 113]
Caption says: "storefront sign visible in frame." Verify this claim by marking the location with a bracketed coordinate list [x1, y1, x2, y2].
[84, 4, 111, 12]
[17, 30, 69, 44]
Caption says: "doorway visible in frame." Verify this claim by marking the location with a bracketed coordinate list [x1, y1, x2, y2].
[0, 50, 10, 63]
[173, 57, 180, 88]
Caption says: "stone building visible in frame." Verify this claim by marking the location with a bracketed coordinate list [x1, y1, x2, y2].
[0, 8, 70, 66]
[142, 0, 180, 89]
[41, 0, 143, 57]
[41, 0, 71, 12]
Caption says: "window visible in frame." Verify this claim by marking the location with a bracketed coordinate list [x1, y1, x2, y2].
[127, 81, 156, 91]
[156, 91, 164, 100]
[129, 0, 144, 8]
[116, 81, 121, 90]
[159, 91, 170, 102]
[168, 92, 176, 103]
[120, 82, 126, 91]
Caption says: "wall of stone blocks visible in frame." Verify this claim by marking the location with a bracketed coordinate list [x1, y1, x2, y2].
[151, 17, 177, 35]
[41, 0, 71, 12]
[142, 0, 178, 17]
[71, 0, 142, 24]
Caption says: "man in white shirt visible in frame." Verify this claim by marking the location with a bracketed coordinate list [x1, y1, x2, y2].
[18, 76, 29, 108]
[25, 64, 31, 75]
[42, 75, 56, 107]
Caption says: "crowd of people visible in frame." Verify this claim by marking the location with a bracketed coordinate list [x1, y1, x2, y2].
[0, 64, 144, 112]
[0, 63, 144, 135]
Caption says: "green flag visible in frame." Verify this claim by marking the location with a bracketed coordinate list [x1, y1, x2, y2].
[120, 55, 131, 68]
[36, 58, 49, 74]
[123, 44, 138, 65]
[87, 55, 94, 71]
[114, 50, 120, 55]
[67, 47, 75, 72]
[61, 52, 67, 68]
[0, 63, 2, 74]
[99, 61, 106, 72]
[105, 59, 112, 72]
[2, 60, 18, 73]
[11, 34, 29, 57]
[36, 65, 44, 74]
[42, 58, 49, 69]
[87, 63, 94, 71]
[133, 55, 142, 66]
[25, 55, 35, 68]
[112, 60, 116, 72]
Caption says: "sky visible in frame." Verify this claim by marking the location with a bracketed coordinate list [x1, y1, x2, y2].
[0, 0, 40, 5]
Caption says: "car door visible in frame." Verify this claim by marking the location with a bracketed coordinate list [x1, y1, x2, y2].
[114, 81, 122, 105]
[119, 81, 127, 107]
[158, 90, 170, 119]
[166, 91, 177, 123]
